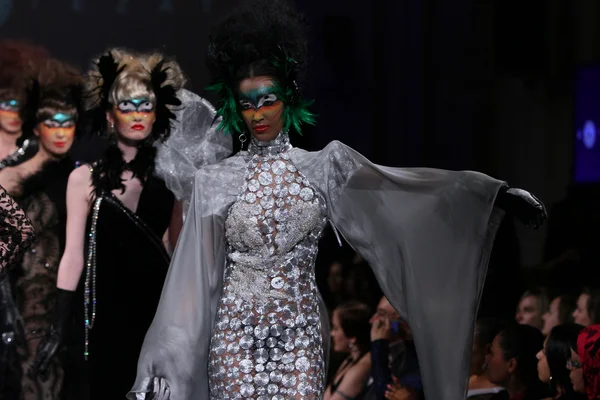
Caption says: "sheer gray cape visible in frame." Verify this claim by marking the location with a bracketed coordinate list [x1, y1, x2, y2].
[129, 140, 505, 400]
[155, 89, 232, 213]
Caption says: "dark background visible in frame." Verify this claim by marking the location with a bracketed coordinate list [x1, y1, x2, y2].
[2, 0, 600, 317]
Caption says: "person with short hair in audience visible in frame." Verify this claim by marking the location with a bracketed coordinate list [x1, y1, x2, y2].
[468, 318, 507, 399]
[536, 323, 586, 399]
[516, 287, 549, 330]
[486, 324, 550, 400]
[325, 301, 373, 400]
[543, 294, 578, 336]
[573, 288, 600, 327]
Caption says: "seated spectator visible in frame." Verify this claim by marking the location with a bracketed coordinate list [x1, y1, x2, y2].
[542, 294, 578, 336]
[486, 324, 550, 400]
[536, 323, 586, 399]
[468, 318, 507, 399]
[363, 296, 422, 400]
[571, 324, 600, 399]
[516, 288, 549, 330]
[325, 301, 373, 400]
[573, 288, 600, 327]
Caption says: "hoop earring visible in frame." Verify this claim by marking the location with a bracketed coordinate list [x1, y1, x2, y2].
[110, 122, 115, 132]
[239, 133, 247, 150]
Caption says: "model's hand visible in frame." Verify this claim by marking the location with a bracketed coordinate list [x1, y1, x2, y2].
[32, 288, 74, 380]
[32, 326, 61, 381]
[149, 377, 170, 400]
[497, 187, 547, 229]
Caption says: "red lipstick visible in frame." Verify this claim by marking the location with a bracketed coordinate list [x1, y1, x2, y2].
[253, 124, 269, 133]
[54, 142, 66, 148]
[131, 124, 145, 131]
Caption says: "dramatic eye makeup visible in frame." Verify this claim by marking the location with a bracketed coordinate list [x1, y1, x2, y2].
[42, 113, 75, 128]
[0, 100, 20, 112]
[239, 87, 280, 110]
[116, 98, 154, 113]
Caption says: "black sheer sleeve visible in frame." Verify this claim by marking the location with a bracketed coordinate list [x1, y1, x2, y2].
[0, 185, 35, 278]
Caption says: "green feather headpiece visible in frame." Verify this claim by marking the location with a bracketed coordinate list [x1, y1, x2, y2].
[206, 46, 316, 136]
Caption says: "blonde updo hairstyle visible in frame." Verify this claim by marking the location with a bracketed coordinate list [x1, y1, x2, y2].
[85, 47, 186, 111]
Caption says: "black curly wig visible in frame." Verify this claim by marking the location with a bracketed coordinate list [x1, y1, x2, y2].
[20, 58, 84, 140]
[206, 0, 315, 135]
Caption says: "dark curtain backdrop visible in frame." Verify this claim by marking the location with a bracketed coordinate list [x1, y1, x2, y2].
[2, 0, 595, 279]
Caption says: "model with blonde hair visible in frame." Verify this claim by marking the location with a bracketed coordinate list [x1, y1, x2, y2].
[30, 48, 230, 399]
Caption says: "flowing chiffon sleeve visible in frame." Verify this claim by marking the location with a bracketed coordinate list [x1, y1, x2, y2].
[292, 141, 505, 400]
[155, 89, 233, 214]
[128, 156, 245, 399]
[0, 185, 35, 279]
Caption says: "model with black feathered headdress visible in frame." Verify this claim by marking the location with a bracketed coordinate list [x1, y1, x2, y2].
[0, 40, 49, 170]
[25, 48, 185, 400]
[0, 56, 81, 400]
[130, 1, 548, 399]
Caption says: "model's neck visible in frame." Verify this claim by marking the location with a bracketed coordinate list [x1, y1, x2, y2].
[0, 130, 20, 159]
[30, 144, 60, 165]
[248, 131, 291, 156]
[116, 138, 138, 163]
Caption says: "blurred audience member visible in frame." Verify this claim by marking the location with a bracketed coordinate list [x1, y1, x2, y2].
[468, 318, 507, 399]
[543, 295, 578, 336]
[364, 296, 422, 400]
[573, 324, 600, 399]
[516, 288, 549, 330]
[486, 324, 550, 400]
[536, 323, 586, 399]
[325, 301, 373, 400]
[572, 289, 600, 327]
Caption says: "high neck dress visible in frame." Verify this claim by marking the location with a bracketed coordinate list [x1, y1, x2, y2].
[131, 132, 510, 400]
[209, 132, 328, 399]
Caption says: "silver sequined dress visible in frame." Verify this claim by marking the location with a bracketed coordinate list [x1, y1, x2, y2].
[208, 132, 327, 399]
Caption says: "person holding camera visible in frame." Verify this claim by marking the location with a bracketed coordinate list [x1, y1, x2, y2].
[366, 296, 423, 400]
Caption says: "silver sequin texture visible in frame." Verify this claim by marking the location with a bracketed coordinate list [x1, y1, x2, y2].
[210, 132, 327, 399]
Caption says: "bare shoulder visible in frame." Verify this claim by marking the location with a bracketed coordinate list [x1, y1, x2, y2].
[357, 352, 372, 368]
[69, 164, 92, 185]
[347, 353, 372, 378]
[67, 164, 94, 198]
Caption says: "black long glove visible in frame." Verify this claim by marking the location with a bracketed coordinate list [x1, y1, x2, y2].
[495, 185, 547, 229]
[32, 288, 74, 381]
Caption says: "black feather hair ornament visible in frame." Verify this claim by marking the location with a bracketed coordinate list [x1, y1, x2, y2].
[149, 58, 182, 143]
[87, 52, 182, 197]
[82, 52, 124, 137]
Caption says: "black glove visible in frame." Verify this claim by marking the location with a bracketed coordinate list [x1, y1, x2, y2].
[32, 287, 74, 381]
[0, 279, 26, 356]
[495, 186, 547, 229]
